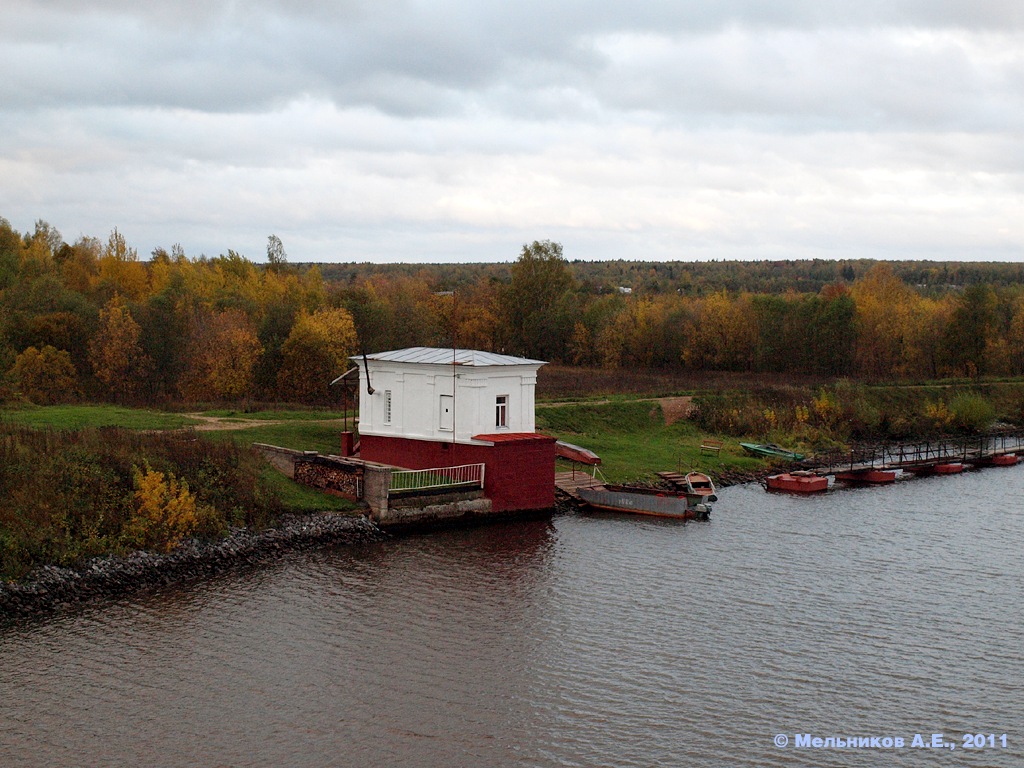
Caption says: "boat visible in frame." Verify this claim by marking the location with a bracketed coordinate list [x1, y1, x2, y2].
[555, 440, 602, 466]
[740, 442, 805, 461]
[990, 453, 1019, 466]
[763, 471, 827, 493]
[577, 484, 711, 520]
[903, 462, 964, 476]
[684, 470, 718, 502]
[834, 469, 897, 484]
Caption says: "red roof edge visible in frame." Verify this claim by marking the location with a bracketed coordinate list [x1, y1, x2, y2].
[471, 432, 557, 444]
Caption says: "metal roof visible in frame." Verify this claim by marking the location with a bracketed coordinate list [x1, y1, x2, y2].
[354, 347, 546, 367]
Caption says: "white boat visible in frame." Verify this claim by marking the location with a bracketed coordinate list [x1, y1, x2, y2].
[684, 471, 718, 502]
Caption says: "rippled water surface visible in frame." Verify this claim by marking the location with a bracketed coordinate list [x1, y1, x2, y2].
[3, 467, 1023, 767]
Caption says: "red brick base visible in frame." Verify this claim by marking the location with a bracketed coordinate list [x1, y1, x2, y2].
[360, 434, 555, 513]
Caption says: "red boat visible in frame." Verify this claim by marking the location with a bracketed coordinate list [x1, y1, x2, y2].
[764, 472, 828, 493]
[834, 469, 897, 484]
[989, 453, 1019, 466]
[555, 440, 601, 466]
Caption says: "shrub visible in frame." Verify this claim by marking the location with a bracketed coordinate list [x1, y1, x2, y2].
[949, 392, 996, 433]
[0, 424, 280, 580]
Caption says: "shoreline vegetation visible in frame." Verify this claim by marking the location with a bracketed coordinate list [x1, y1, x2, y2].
[4, 220, 1024, 617]
[4, 373, 1023, 620]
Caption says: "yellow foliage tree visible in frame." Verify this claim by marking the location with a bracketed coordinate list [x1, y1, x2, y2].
[89, 295, 153, 402]
[568, 321, 592, 366]
[851, 265, 917, 379]
[178, 309, 263, 401]
[11, 345, 80, 404]
[124, 463, 207, 552]
[276, 307, 359, 402]
[94, 228, 149, 301]
[684, 291, 755, 371]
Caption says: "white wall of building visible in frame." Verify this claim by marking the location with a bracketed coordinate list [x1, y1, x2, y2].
[357, 359, 540, 443]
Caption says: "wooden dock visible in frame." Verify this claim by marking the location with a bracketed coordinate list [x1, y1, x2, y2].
[810, 431, 1024, 477]
[555, 470, 604, 499]
[656, 471, 690, 490]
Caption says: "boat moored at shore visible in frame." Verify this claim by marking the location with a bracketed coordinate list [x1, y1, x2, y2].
[577, 485, 711, 520]
[740, 442, 805, 461]
[763, 472, 828, 493]
[684, 470, 718, 502]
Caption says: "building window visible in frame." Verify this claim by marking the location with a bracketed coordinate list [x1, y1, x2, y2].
[495, 395, 508, 428]
[384, 390, 392, 424]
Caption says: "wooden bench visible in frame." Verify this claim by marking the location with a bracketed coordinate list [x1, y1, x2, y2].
[699, 437, 723, 456]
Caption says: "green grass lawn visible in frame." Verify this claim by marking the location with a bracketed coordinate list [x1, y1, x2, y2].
[3, 401, 769, 489]
[260, 468, 359, 514]
[0, 404, 199, 430]
[1, 404, 358, 516]
[537, 400, 764, 483]
[209, 421, 347, 455]
[199, 408, 346, 422]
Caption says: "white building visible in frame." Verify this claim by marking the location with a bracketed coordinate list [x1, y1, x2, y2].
[355, 347, 545, 444]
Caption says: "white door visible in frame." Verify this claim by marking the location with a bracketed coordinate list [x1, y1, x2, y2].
[439, 394, 454, 431]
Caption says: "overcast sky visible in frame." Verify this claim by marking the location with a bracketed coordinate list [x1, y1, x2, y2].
[2, 1, 1023, 264]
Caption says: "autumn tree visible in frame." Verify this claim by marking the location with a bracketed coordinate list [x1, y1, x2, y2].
[266, 234, 288, 272]
[11, 345, 80, 404]
[500, 240, 576, 361]
[89, 295, 153, 402]
[178, 309, 263, 401]
[95, 229, 149, 301]
[941, 284, 998, 377]
[686, 291, 755, 371]
[276, 307, 359, 403]
[851, 265, 917, 379]
[0, 217, 21, 289]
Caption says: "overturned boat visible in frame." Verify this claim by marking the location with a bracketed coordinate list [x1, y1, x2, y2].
[740, 442, 805, 461]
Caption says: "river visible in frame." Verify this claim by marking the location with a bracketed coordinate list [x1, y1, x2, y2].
[2, 466, 1022, 767]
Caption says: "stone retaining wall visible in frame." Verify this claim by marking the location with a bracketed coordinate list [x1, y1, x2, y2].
[1, 514, 384, 622]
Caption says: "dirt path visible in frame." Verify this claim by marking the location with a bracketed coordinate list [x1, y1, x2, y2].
[538, 396, 693, 424]
[182, 414, 350, 431]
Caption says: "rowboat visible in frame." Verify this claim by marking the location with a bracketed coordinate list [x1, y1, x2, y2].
[684, 470, 718, 502]
[577, 484, 711, 520]
[555, 440, 602, 466]
[740, 442, 805, 461]
[763, 472, 828, 493]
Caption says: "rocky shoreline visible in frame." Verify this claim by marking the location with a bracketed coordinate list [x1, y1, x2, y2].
[1, 513, 386, 623]
[3, 469, 787, 623]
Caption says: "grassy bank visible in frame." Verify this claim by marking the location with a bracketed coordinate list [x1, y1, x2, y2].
[2, 404, 199, 431]
[535, 380, 1024, 483]
[692, 379, 1024, 452]
[0, 424, 283, 581]
[5, 376, 1022, 580]
[0, 407, 359, 582]
[536, 400, 764, 483]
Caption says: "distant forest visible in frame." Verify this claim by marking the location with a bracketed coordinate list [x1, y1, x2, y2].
[318, 257, 1024, 297]
[4, 215, 1024, 407]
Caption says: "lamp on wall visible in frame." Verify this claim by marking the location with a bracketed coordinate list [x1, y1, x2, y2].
[361, 351, 375, 395]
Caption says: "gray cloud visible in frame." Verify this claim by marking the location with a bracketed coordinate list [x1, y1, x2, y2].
[1, 0, 1022, 263]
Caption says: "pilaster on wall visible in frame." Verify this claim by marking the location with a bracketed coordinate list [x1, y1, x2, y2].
[361, 464, 392, 520]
